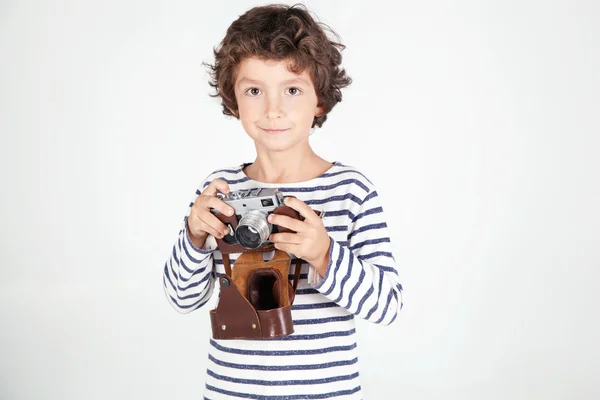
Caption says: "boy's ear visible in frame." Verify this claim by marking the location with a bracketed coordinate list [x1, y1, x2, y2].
[228, 107, 239, 118]
[315, 104, 325, 117]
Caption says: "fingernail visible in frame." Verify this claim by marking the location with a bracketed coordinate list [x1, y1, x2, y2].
[227, 209, 233, 216]
[223, 228, 230, 235]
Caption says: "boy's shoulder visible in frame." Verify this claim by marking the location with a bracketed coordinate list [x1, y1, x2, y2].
[327, 161, 380, 199]
[329, 161, 375, 185]
[199, 163, 246, 188]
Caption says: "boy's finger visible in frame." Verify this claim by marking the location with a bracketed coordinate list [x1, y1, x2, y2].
[273, 242, 299, 256]
[198, 219, 224, 239]
[282, 196, 319, 224]
[268, 213, 304, 233]
[205, 196, 235, 216]
[188, 214, 223, 239]
[269, 232, 301, 244]
[202, 179, 230, 196]
[199, 211, 231, 237]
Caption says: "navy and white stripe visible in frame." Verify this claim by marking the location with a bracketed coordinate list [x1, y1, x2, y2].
[163, 161, 403, 399]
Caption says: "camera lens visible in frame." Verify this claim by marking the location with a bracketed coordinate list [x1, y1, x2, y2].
[235, 210, 271, 249]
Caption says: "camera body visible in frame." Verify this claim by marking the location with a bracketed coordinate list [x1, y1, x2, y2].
[211, 188, 294, 250]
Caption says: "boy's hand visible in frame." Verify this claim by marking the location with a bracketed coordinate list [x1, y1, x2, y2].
[187, 179, 235, 246]
[268, 197, 331, 277]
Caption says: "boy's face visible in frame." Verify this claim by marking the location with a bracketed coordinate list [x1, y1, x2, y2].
[231, 57, 324, 153]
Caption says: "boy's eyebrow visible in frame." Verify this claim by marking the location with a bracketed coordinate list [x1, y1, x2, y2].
[237, 77, 310, 87]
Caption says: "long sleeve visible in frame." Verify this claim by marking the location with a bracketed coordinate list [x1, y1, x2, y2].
[163, 184, 219, 314]
[309, 188, 404, 325]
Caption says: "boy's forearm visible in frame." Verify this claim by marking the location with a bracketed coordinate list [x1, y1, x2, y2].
[163, 223, 216, 314]
[311, 239, 403, 325]
[163, 213, 218, 314]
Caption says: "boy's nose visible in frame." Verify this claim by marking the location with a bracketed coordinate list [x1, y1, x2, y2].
[265, 97, 284, 119]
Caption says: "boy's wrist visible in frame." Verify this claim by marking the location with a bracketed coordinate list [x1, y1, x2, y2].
[310, 237, 331, 278]
[186, 220, 209, 249]
[314, 256, 329, 278]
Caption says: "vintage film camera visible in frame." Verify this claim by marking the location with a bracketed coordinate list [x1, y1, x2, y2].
[208, 188, 322, 340]
[211, 187, 286, 249]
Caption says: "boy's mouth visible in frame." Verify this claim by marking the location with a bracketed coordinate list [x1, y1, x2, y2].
[261, 128, 289, 134]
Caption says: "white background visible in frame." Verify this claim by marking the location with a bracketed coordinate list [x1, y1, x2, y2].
[1, 0, 599, 399]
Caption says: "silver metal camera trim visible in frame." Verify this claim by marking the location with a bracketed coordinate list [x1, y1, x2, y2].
[235, 210, 272, 248]
[219, 188, 284, 213]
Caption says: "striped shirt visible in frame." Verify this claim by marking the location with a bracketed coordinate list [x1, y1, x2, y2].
[163, 161, 403, 399]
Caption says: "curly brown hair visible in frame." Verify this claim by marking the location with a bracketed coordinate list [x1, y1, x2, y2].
[203, 3, 352, 129]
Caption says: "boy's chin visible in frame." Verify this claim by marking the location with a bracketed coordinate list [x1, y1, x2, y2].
[257, 137, 304, 153]
[260, 142, 295, 153]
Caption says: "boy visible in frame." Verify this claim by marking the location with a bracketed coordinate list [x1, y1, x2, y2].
[163, 4, 403, 399]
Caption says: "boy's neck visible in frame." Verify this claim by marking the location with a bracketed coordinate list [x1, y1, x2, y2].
[245, 147, 332, 184]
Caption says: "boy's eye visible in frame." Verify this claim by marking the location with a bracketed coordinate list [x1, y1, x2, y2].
[246, 88, 261, 96]
[286, 87, 302, 96]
